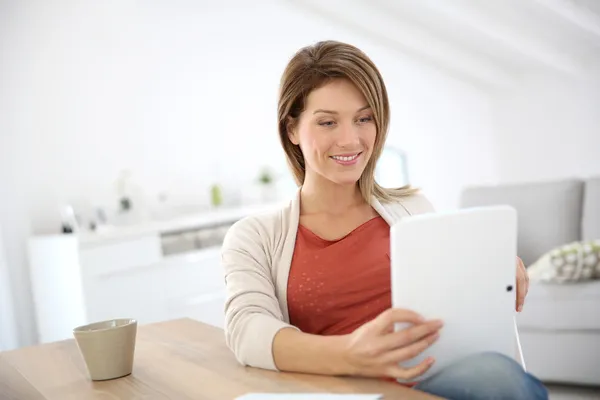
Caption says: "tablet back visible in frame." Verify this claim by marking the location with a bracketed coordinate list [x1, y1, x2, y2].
[390, 206, 517, 382]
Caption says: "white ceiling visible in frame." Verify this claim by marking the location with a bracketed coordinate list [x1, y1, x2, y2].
[293, 0, 600, 87]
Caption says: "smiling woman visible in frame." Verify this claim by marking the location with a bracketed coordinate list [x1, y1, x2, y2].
[221, 40, 548, 400]
[277, 41, 417, 203]
[287, 79, 376, 186]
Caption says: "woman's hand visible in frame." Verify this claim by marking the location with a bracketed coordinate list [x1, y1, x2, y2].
[516, 256, 529, 312]
[341, 308, 443, 381]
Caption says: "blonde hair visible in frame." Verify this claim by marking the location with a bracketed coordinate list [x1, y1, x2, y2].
[277, 40, 417, 204]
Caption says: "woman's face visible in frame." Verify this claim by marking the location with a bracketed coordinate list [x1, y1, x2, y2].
[289, 79, 377, 187]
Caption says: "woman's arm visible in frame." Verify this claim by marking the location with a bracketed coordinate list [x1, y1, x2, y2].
[273, 309, 444, 380]
[221, 216, 298, 371]
[273, 328, 349, 375]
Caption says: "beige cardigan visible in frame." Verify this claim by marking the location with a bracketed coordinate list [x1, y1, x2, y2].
[220, 190, 435, 371]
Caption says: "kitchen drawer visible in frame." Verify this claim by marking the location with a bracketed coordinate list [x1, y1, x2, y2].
[83, 265, 167, 325]
[80, 235, 162, 278]
[167, 290, 226, 329]
[161, 247, 225, 299]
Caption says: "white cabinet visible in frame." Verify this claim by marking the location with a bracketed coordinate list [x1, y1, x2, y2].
[28, 235, 87, 344]
[27, 203, 280, 344]
[78, 235, 162, 277]
[83, 261, 169, 325]
[78, 235, 167, 325]
[29, 233, 225, 344]
[167, 291, 226, 329]
[160, 247, 226, 328]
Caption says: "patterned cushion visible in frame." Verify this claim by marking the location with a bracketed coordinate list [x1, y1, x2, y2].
[528, 240, 600, 283]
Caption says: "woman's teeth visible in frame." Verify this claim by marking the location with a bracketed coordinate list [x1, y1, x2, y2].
[331, 154, 359, 161]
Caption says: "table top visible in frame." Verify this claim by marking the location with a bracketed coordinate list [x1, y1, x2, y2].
[0, 318, 441, 399]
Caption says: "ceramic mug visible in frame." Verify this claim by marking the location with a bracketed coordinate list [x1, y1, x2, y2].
[73, 318, 137, 381]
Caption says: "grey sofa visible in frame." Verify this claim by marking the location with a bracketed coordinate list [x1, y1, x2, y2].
[460, 177, 600, 386]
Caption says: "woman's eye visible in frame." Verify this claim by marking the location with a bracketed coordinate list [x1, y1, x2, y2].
[358, 116, 373, 123]
[319, 121, 335, 127]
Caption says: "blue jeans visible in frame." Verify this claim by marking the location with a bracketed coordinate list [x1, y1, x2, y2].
[414, 352, 549, 400]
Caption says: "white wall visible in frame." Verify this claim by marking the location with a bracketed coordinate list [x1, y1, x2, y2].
[380, 61, 497, 209]
[0, 0, 497, 347]
[0, 228, 18, 351]
[492, 71, 600, 184]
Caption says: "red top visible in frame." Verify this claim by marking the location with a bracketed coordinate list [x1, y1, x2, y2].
[287, 216, 391, 335]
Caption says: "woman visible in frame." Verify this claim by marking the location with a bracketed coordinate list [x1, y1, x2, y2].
[221, 40, 548, 399]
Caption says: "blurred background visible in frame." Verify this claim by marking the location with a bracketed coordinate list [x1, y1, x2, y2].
[1, 1, 599, 390]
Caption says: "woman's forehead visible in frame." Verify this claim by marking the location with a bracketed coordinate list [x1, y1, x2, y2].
[304, 79, 368, 113]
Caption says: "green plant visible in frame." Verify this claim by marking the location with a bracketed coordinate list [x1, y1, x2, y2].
[210, 184, 223, 207]
[258, 168, 273, 185]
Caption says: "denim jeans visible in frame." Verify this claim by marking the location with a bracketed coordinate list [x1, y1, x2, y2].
[414, 352, 549, 400]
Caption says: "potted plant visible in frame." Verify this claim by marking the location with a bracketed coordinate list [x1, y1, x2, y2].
[257, 167, 276, 203]
[210, 183, 223, 208]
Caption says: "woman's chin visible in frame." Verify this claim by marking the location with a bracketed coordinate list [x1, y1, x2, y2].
[326, 173, 363, 186]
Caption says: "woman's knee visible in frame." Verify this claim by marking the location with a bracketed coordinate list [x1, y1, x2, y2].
[452, 351, 524, 379]
[416, 352, 548, 400]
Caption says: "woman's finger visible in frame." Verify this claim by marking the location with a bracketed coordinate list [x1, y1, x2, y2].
[516, 258, 528, 312]
[385, 356, 436, 380]
[377, 320, 443, 352]
[373, 308, 425, 334]
[379, 331, 440, 365]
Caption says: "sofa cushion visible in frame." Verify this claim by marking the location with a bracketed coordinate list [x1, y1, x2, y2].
[517, 280, 600, 331]
[583, 177, 600, 241]
[460, 179, 584, 266]
[528, 240, 600, 283]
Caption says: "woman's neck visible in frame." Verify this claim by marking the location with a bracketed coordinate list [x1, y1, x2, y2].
[300, 175, 365, 215]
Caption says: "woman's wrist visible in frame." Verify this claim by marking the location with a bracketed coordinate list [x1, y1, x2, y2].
[272, 328, 356, 376]
[326, 334, 355, 376]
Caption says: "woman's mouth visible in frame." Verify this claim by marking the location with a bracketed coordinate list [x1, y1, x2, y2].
[330, 152, 362, 166]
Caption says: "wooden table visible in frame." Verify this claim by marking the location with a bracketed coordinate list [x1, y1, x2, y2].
[0, 318, 441, 399]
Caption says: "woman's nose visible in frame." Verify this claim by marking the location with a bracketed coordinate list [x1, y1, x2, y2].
[336, 124, 360, 148]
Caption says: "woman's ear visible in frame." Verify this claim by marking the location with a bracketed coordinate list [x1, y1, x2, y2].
[287, 118, 299, 145]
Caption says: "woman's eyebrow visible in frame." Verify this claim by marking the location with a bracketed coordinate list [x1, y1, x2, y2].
[313, 105, 370, 115]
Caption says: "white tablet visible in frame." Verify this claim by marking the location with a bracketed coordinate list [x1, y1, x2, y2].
[390, 205, 518, 382]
